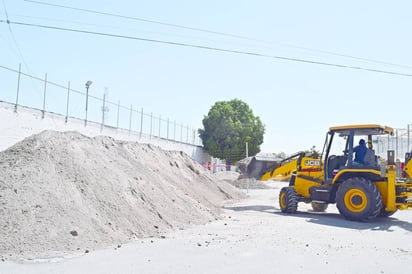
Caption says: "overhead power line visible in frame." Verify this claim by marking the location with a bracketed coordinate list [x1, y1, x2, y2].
[23, 0, 251, 40]
[24, 0, 412, 70]
[1, 19, 412, 77]
[2, 0, 29, 70]
[2, 0, 46, 100]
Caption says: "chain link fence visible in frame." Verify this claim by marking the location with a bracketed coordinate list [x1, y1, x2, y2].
[375, 127, 412, 161]
[2, 64, 411, 160]
[0, 64, 202, 146]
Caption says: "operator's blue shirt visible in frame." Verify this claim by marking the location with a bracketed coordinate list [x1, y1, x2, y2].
[354, 144, 367, 164]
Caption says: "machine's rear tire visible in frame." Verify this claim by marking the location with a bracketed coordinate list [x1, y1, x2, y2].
[336, 177, 382, 221]
[378, 208, 397, 218]
[279, 187, 298, 213]
[311, 202, 328, 212]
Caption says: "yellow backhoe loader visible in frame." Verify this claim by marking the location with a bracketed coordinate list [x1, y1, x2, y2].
[251, 124, 412, 221]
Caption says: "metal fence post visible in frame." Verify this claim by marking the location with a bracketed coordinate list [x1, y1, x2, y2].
[116, 100, 120, 129]
[42, 73, 47, 119]
[180, 123, 183, 143]
[129, 104, 133, 135]
[396, 129, 399, 159]
[387, 134, 390, 153]
[101, 92, 107, 131]
[173, 120, 176, 141]
[158, 115, 161, 138]
[65, 81, 70, 123]
[14, 63, 21, 113]
[140, 108, 143, 138]
[192, 129, 196, 145]
[150, 112, 153, 139]
[400, 129, 403, 157]
[167, 118, 170, 140]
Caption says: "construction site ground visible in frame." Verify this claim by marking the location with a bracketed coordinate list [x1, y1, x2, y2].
[2, 181, 412, 274]
[1, 131, 412, 274]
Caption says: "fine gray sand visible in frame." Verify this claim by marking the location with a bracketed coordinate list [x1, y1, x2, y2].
[0, 130, 244, 260]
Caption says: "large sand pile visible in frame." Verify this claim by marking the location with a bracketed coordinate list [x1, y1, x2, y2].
[0, 130, 244, 259]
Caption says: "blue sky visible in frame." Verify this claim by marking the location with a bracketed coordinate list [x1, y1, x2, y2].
[1, 0, 411, 154]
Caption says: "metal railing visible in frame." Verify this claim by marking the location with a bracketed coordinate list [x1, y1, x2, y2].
[0, 64, 202, 146]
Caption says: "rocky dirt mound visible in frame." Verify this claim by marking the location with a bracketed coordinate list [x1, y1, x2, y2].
[0, 130, 244, 259]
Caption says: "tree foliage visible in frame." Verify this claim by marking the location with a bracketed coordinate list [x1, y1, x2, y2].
[198, 99, 265, 163]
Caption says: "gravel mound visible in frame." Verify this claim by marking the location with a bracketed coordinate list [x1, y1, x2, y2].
[0, 130, 244, 259]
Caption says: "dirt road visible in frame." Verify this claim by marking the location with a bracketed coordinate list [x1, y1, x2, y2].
[2, 182, 412, 274]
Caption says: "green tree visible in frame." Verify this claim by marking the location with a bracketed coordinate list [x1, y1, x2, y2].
[199, 99, 265, 164]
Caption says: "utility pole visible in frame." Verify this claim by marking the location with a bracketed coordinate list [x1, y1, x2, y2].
[84, 80, 92, 126]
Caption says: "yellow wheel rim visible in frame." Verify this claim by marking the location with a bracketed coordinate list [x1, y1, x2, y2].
[344, 189, 367, 212]
[280, 192, 286, 209]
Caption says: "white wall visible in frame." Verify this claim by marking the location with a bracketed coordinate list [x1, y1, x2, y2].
[0, 101, 211, 164]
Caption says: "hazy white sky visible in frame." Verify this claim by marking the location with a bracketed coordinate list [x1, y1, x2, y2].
[1, 0, 411, 154]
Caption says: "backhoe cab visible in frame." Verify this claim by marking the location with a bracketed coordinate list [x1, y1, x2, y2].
[278, 124, 412, 221]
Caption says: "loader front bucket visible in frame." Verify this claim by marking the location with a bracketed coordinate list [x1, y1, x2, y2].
[238, 155, 282, 180]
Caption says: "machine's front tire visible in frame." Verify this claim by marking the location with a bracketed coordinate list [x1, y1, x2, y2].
[311, 202, 328, 212]
[279, 187, 298, 213]
[336, 177, 382, 221]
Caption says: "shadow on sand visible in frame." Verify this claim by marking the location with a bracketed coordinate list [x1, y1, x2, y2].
[223, 204, 412, 232]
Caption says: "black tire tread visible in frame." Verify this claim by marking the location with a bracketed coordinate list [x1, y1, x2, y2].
[279, 187, 298, 213]
[336, 177, 382, 221]
[378, 208, 397, 218]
